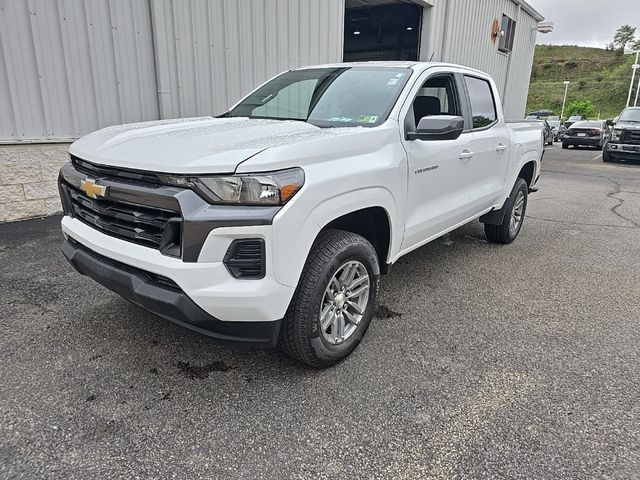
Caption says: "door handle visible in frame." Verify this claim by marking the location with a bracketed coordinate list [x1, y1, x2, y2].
[459, 150, 474, 160]
[496, 144, 508, 152]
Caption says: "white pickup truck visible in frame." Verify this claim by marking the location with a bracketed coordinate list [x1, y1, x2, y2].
[59, 62, 543, 367]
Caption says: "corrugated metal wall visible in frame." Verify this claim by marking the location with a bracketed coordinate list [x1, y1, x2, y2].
[0, 0, 344, 143]
[420, 0, 539, 119]
[150, 0, 345, 119]
[0, 0, 159, 142]
[0, 0, 538, 142]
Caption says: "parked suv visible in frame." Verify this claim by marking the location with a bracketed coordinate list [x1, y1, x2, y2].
[59, 62, 543, 367]
[604, 107, 640, 162]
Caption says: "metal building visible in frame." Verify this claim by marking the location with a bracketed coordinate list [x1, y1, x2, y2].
[0, 0, 544, 221]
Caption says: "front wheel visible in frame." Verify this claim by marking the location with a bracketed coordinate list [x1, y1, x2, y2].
[603, 149, 613, 162]
[562, 142, 568, 149]
[484, 178, 528, 244]
[279, 230, 379, 368]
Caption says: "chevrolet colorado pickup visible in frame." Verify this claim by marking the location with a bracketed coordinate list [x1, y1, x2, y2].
[59, 62, 544, 367]
[604, 107, 640, 162]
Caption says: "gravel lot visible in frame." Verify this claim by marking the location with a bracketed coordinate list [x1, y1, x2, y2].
[1, 146, 639, 479]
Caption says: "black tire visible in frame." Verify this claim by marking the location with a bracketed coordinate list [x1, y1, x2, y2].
[602, 149, 613, 162]
[562, 142, 568, 149]
[484, 178, 528, 244]
[279, 229, 379, 368]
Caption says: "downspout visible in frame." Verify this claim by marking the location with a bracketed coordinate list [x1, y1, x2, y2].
[148, 0, 172, 119]
[439, 0, 451, 61]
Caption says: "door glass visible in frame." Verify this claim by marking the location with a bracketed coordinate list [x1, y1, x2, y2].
[464, 76, 497, 129]
[412, 75, 460, 125]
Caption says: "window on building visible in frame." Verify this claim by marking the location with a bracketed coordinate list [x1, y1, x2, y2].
[464, 76, 497, 129]
[498, 14, 516, 53]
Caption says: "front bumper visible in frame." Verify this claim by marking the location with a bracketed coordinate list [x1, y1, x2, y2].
[62, 238, 281, 347]
[61, 216, 295, 323]
[606, 142, 640, 159]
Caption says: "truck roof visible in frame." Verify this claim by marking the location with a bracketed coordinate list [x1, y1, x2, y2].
[295, 61, 489, 76]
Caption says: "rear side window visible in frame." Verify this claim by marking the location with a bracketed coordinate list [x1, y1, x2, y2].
[464, 76, 497, 129]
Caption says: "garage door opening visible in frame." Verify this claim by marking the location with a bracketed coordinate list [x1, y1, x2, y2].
[343, 2, 422, 62]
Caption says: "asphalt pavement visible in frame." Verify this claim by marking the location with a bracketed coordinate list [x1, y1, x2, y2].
[1, 146, 639, 479]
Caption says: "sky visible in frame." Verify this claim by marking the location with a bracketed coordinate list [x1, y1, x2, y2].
[526, 0, 640, 48]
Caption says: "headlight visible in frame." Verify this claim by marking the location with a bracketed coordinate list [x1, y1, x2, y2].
[611, 129, 622, 141]
[164, 168, 304, 205]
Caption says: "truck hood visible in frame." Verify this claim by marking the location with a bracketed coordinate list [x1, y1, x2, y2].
[615, 122, 640, 131]
[69, 117, 351, 174]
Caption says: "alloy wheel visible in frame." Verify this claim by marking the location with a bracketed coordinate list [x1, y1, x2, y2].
[319, 260, 370, 345]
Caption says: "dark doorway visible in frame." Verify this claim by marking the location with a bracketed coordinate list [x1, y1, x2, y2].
[343, 3, 422, 62]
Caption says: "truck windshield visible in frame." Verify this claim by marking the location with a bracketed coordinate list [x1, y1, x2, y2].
[226, 67, 412, 128]
[619, 109, 640, 123]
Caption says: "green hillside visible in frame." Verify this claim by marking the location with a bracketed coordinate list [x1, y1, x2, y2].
[526, 45, 638, 119]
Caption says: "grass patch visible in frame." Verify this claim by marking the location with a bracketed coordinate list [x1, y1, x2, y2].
[527, 45, 637, 119]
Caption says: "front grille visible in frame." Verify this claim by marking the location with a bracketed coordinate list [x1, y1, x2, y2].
[623, 131, 640, 144]
[71, 155, 166, 185]
[223, 239, 265, 279]
[61, 182, 181, 255]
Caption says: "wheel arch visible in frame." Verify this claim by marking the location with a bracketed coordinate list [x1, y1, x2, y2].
[321, 206, 392, 274]
[517, 160, 537, 188]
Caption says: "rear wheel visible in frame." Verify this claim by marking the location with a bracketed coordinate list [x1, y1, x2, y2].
[484, 178, 528, 244]
[279, 230, 379, 368]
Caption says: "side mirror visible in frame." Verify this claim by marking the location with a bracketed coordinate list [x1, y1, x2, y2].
[407, 115, 465, 141]
[606, 119, 615, 126]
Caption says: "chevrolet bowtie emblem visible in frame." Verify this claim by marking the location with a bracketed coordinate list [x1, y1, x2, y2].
[80, 179, 107, 199]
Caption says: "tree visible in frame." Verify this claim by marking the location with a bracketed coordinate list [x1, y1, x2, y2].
[613, 25, 637, 50]
[634, 38, 640, 51]
[565, 99, 597, 119]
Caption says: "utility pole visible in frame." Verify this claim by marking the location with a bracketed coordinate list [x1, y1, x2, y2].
[625, 50, 640, 107]
[560, 81, 570, 120]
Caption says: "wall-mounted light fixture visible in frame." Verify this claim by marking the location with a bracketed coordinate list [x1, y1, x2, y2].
[534, 21, 554, 34]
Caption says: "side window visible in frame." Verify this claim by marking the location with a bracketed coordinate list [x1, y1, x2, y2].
[464, 76, 497, 129]
[252, 79, 318, 120]
[411, 74, 460, 125]
[498, 14, 516, 53]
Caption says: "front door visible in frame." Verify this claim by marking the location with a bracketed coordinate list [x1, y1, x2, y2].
[400, 72, 478, 251]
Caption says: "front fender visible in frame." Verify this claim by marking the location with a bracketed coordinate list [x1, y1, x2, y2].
[271, 187, 400, 288]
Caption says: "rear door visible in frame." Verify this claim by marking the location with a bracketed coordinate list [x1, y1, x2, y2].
[460, 74, 511, 210]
